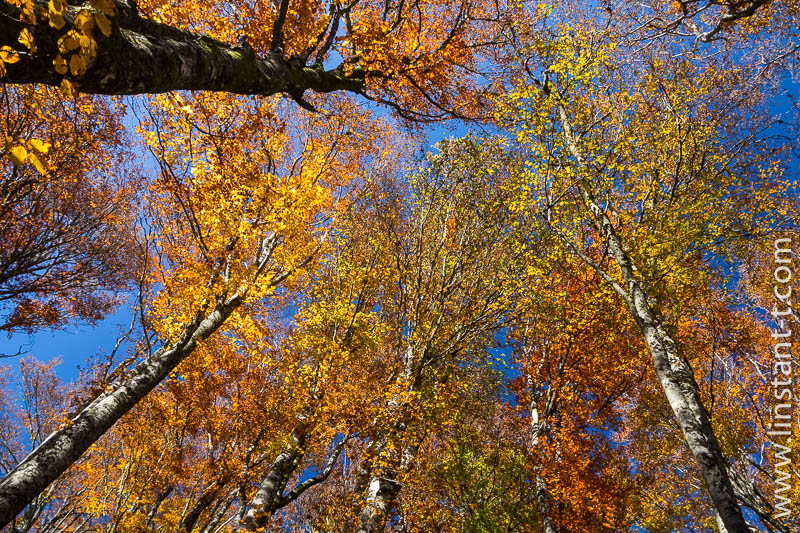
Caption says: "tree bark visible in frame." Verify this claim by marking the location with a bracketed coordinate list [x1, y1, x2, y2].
[0, 1, 364, 96]
[353, 419, 420, 532]
[553, 98, 750, 533]
[535, 475, 557, 533]
[238, 420, 307, 531]
[530, 387, 557, 533]
[0, 293, 242, 528]
[182, 481, 222, 532]
[356, 476, 401, 533]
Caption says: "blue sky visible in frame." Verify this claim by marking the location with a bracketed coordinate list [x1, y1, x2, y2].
[0, 301, 135, 382]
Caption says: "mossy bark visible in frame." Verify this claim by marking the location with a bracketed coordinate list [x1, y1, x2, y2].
[0, 1, 364, 96]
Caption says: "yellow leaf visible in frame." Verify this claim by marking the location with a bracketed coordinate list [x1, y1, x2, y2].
[29, 153, 46, 174]
[59, 78, 75, 98]
[58, 34, 79, 53]
[94, 12, 112, 37]
[53, 54, 68, 74]
[78, 34, 93, 49]
[74, 10, 95, 34]
[0, 46, 19, 64]
[69, 53, 87, 76]
[49, 12, 66, 29]
[90, 0, 116, 16]
[18, 28, 36, 52]
[48, 0, 67, 29]
[9, 145, 27, 166]
[49, 0, 66, 14]
[20, 0, 36, 24]
[28, 139, 51, 154]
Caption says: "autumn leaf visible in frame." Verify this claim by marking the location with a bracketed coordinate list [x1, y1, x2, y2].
[47, 0, 67, 29]
[69, 54, 87, 76]
[73, 10, 95, 34]
[18, 28, 36, 52]
[28, 139, 51, 154]
[90, 0, 117, 16]
[8, 145, 27, 165]
[28, 153, 46, 174]
[0, 47, 19, 65]
[53, 54, 68, 75]
[94, 12, 112, 37]
[59, 78, 75, 97]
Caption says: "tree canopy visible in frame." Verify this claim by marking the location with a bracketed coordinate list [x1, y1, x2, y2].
[0, 0, 798, 531]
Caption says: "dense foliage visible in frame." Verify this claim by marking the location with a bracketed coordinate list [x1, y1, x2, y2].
[0, 0, 798, 531]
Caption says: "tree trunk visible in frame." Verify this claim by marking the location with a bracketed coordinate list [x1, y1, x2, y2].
[585, 174, 748, 533]
[535, 475, 557, 533]
[554, 99, 749, 533]
[529, 386, 557, 533]
[238, 421, 307, 531]
[0, 1, 364, 96]
[0, 293, 242, 528]
[356, 476, 401, 533]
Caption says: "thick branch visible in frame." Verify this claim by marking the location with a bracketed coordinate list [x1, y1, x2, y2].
[0, 1, 365, 96]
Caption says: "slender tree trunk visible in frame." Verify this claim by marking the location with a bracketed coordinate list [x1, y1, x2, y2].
[0, 293, 242, 528]
[350, 424, 418, 531]
[529, 377, 557, 533]
[530, 408, 557, 533]
[200, 491, 237, 533]
[356, 476, 401, 533]
[145, 485, 174, 528]
[238, 420, 308, 531]
[353, 356, 424, 533]
[182, 482, 222, 532]
[553, 98, 749, 533]
[0, 1, 364, 96]
[585, 169, 748, 533]
[593, 203, 748, 532]
[535, 475, 557, 533]
[353, 426, 419, 532]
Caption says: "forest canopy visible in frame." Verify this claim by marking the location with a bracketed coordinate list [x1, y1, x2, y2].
[0, 0, 798, 531]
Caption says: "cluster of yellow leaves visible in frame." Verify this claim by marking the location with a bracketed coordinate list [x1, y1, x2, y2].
[0, 1, 34, 76]
[3, 0, 116, 96]
[0, 46, 20, 78]
[4, 136, 50, 174]
[140, 92, 392, 343]
[51, 0, 115, 78]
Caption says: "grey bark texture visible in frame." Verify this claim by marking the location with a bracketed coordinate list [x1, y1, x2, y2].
[357, 475, 401, 533]
[535, 475, 557, 533]
[238, 421, 307, 530]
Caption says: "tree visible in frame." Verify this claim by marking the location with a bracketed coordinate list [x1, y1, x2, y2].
[0, 0, 509, 514]
[0, 85, 139, 334]
[345, 136, 526, 532]
[0, 87, 402, 525]
[0, 358, 99, 532]
[497, 7, 795, 528]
